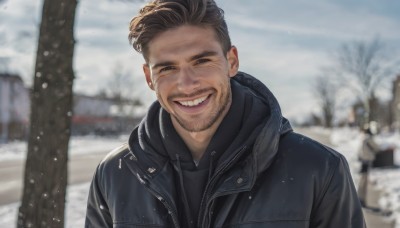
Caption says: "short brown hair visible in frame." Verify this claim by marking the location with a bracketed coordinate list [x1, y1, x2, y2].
[128, 0, 231, 61]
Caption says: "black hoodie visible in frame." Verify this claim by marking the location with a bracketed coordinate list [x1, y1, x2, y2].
[143, 79, 270, 226]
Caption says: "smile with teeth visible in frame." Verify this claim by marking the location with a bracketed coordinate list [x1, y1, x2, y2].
[178, 95, 208, 107]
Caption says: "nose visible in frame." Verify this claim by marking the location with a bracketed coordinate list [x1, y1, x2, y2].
[176, 67, 200, 93]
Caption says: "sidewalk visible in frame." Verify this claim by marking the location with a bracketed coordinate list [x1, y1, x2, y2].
[362, 168, 400, 228]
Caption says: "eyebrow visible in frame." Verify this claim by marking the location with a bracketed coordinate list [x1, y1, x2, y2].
[152, 61, 175, 71]
[189, 51, 219, 62]
[151, 50, 219, 70]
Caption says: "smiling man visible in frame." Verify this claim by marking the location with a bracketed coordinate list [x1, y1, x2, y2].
[143, 25, 238, 160]
[85, 0, 365, 227]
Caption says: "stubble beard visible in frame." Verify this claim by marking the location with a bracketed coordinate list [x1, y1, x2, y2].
[170, 83, 232, 133]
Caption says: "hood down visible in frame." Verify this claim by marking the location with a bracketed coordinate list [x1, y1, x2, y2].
[127, 71, 292, 180]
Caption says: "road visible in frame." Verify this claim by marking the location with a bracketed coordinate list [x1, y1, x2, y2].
[0, 152, 108, 206]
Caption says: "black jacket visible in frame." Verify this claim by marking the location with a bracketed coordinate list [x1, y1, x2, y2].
[85, 72, 365, 228]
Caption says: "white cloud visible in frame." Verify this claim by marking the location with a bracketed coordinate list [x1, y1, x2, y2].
[1, 0, 399, 121]
[221, 0, 400, 41]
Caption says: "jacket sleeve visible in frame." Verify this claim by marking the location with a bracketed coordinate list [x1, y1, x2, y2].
[85, 165, 113, 228]
[310, 154, 366, 228]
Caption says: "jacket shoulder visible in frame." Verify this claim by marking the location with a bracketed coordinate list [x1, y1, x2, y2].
[101, 143, 130, 163]
[274, 131, 350, 192]
[274, 132, 361, 216]
[276, 132, 365, 227]
[95, 143, 131, 175]
[278, 131, 344, 166]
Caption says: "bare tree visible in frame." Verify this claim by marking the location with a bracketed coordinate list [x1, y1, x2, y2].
[17, 0, 77, 227]
[103, 62, 143, 131]
[313, 74, 337, 128]
[106, 62, 142, 114]
[17, 1, 144, 227]
[333, 37, 398, 125]
[108, 62, 132, 102]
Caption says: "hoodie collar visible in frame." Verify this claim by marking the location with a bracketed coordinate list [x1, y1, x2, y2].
[128, 71, 292, 177]
[158, 77, 269, 171]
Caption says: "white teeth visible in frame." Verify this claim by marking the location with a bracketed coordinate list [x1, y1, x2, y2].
[179, 96, 207, 107]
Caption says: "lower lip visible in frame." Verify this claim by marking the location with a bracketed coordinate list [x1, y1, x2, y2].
[175, 95, 211, 114]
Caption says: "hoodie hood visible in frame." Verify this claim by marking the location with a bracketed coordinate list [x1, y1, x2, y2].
[232, 72, 292, 175]
[128, 71, 292, 179]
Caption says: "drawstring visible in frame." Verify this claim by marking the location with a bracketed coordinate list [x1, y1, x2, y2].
[208, 151, 217, 179]
[175, 154, 194, 228]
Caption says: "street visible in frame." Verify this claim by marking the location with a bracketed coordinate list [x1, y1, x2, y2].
[0, 152, 108, 206]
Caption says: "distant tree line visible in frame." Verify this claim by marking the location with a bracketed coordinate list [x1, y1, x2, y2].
[311, 37, 399, 130]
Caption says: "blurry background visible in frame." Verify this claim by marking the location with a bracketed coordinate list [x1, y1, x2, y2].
[1, 0, 400, 227]
[1, 0, 400, 137]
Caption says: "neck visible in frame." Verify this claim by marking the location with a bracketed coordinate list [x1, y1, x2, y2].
[171, 118, 218, 161]
[170, 91, 232, 161]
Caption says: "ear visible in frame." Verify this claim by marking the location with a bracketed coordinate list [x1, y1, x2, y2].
[143, 64, 154, 90]
[227, 46, 239, 77]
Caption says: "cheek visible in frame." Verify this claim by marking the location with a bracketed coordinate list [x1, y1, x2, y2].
[153, 75, 172, 90]
[155, 89, 168, 109]
[197, 63, 227, 75]
[154, 86, 164, 100]
[153, 83, 170, 105]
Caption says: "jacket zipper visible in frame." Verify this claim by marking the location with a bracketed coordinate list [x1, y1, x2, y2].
[198, 146, 248, 227]
[140, 177, 180, 228]
[126, 148, 180, 227]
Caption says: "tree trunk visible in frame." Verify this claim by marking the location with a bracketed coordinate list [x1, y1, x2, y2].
[323, 105, 334, 128]
[17, 0, 77, 227]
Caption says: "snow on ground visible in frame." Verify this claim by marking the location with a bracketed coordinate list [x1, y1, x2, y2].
[0, 183, 90, 227]
[331, 127, 365, 178]
[0, 135, 126, 228]
[331, 127, 400, 227]
[0, 134, 129, 161]
[0, 128, 399, 227]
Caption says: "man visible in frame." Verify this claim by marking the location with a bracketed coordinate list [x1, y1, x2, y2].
[85, 0, 365, 227]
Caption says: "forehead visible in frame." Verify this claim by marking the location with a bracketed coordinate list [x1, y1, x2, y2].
[146, 25, 224, 63]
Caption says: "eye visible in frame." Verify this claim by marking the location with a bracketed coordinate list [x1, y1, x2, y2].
[159, 66, 175, 73]
[195, 58, 210, 65]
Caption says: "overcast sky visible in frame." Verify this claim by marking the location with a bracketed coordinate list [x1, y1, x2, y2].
[1, 0, 399, 122]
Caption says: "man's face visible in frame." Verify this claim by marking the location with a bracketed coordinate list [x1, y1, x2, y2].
[143, 25, 239, 132]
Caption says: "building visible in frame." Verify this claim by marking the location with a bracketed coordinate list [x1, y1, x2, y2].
[71, 94, 142, 135]
[0, 73, 144, 141]
[0, 73, 30, 142]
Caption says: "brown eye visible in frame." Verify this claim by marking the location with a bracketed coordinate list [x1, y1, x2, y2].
[159, 66, 175, 73]
[195, 58, 210, 65]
